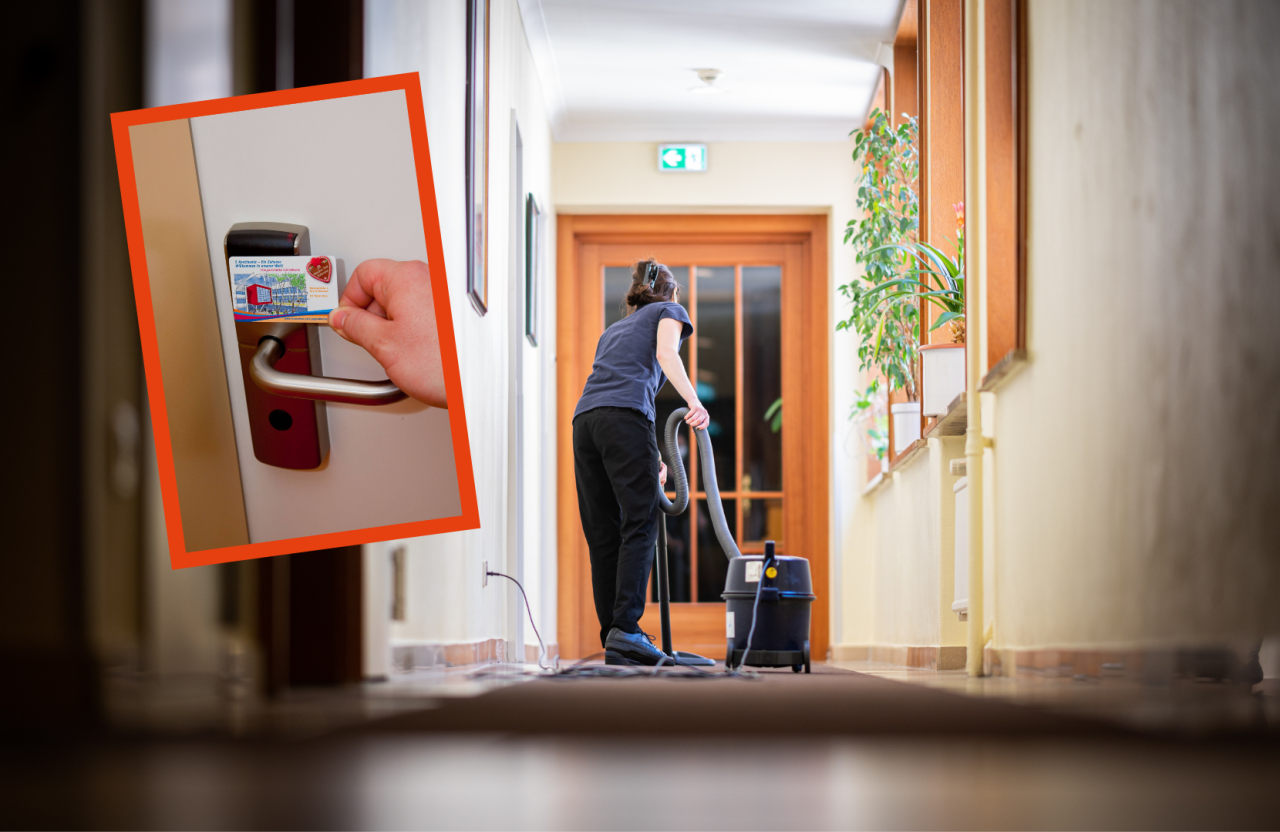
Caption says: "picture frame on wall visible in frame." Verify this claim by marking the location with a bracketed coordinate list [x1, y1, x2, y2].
[524, 193, 541, 346]
[466, 0, 489, 315]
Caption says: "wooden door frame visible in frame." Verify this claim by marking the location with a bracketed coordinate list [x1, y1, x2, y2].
[556, 214, 830, 661]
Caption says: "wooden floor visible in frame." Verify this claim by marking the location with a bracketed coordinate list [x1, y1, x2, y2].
[8, 662, 1273, 830]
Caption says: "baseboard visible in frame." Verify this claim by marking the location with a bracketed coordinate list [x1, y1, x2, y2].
[830, 645, 869, 662]
[391, 639, 560, 670]
[983, 645, 1261, 683]
[391, 638, 504, 670]
[831, 644, 967, 670]
[834, 643, 1260, 681]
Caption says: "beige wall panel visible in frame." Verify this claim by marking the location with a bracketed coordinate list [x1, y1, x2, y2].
[836, 0, 1280, 654]
[130, 119, 249, 552]
[992, 0, 1280, 648]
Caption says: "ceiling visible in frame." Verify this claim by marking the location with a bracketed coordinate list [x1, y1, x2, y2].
[519, 0, 904, 143]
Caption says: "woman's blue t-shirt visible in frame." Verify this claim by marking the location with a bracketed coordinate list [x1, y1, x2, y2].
[573, 301, 693, 422]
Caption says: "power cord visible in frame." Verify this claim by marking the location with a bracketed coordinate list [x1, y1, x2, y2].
[482, 567, 770, 680]
[728, 544, 775, 674]
[486, 569, 556, 672]
[733, 578, 765, 672]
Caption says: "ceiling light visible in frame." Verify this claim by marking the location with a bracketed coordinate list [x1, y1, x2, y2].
[689, 67, 725, 94]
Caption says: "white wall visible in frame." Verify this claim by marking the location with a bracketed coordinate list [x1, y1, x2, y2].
[365, 0, 557, 665]
[988, 0, 1280, 650]
[552, 139, 863, 645]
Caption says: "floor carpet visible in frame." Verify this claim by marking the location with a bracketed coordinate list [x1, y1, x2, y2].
[364, 665, 1120, 737]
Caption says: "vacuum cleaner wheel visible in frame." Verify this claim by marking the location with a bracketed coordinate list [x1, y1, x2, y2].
[790, 640, 812, 673]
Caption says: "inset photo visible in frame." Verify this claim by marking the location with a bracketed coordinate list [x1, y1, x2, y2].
[112, 74, 478, 568]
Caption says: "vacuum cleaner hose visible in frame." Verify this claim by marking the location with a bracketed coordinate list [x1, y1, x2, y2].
[658, 407, 742, 560]
[657, 409, 689, 517]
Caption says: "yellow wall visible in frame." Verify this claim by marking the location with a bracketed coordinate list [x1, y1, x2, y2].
[839, 437, 968, 652]
[988, 0, 1280, 650]
[554, 141, 855, 216]
[839, 0, 1280, 656]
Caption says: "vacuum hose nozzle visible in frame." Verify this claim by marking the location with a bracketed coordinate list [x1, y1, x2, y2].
[658, 408, 741, 561]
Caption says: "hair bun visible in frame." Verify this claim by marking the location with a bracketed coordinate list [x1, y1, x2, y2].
[624, 258, 679, 313]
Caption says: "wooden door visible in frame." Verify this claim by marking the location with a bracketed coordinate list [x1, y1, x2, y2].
[557, 216, 829, 661]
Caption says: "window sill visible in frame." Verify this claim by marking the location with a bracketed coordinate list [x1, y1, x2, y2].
[892, 438, 929, 471]
[863, 436, 931, 498]
[980, 349, 1028, 393]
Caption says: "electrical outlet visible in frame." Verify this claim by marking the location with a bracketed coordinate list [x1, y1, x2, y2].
[482, 560, 488, 588]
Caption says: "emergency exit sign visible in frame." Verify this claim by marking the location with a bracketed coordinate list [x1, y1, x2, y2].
[658, 144, 707, 172]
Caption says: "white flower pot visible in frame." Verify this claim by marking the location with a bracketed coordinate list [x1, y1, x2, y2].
[891, 401, 921, 454]
[920, 343, 966, 417]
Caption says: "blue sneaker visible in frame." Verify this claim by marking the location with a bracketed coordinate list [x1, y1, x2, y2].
[604, 627, 669, 666]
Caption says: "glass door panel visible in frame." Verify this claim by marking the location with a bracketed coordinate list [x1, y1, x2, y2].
[695, 498, 735, 602]
[603, 266, 631, 328]
[742, 496, 783, 547]
[692, 266, 736, 490]
[658, 510, 691, 603]
[743, 266, 783, 493]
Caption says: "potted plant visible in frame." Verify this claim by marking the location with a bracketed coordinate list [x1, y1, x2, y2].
[839, 108, 922, 458]
[874, 202, 966, 418]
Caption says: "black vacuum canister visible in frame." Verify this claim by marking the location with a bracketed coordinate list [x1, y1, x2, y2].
[722, 544, 816, 672]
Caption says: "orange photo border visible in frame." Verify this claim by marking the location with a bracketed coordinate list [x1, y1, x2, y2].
[111, 74, 480, 569]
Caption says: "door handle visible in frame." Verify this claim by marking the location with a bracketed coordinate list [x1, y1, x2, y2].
[250, 336, 406, 405]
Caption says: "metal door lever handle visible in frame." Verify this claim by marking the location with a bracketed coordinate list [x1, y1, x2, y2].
[250, 336, 407, 406]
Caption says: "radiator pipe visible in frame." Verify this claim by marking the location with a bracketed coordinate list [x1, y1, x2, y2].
[964, 0, 988, 677]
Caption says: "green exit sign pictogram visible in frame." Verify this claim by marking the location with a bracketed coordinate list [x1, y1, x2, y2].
[658, 144, 707, 172]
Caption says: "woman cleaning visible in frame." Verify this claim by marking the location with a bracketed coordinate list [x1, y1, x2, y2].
[571, 259, 710, 666]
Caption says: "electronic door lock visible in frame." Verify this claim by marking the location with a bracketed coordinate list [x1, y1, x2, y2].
[225, 223, 406, 470]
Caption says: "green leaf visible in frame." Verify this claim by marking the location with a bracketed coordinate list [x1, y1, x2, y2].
[929, 310, 965, 331]
[763, 397, 783, 433]
[914, 240, 962, 277]
[864, 278, 928, 293]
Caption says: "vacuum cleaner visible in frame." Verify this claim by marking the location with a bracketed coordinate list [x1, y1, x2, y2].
[657, 408, 815, 673]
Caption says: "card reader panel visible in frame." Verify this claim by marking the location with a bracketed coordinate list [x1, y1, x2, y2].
[225, 222, 330, 470]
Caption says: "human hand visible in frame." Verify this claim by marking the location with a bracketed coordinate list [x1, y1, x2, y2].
[327, 259, 447, 408]
[659, 461, 668, 487]
[684, 402, 710, 431]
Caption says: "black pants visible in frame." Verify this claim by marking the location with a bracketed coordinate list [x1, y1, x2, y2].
[572, 407, 660, 648]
